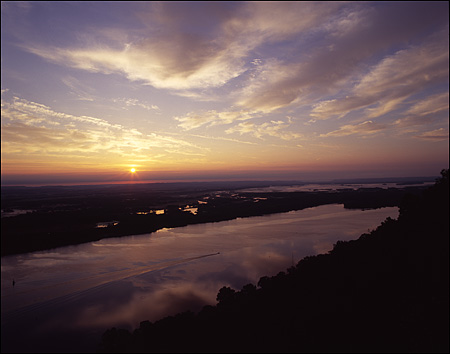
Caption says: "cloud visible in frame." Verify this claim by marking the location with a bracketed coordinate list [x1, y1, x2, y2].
[234, 60, 307, 113]
[1, 95, 203, 160]
[310, 30, 449, 120]
[357, 39, 448, 113]
[235, 3, 449, 115]
[413, 128, 449, 141]
[394, 92, 449, 128]
[320, 121, 387, 138]
[221, 1, 342, 40]
[21, 23, 246, 91]
[404, 92, 449, 117]
[61, 76, 95, 101]
[177, 132, 257, 146]
[226, 119, 302, 141]
[113, 97, 160, 112]
[17, 2, 341, 94]
[1, 122, 97, 155]
[5, 1, 449, 150]
[4, 96, 122, 129]
[174, 110, 257, 130]
[14, 1, 448, 123]
[175, 108, 301, 141]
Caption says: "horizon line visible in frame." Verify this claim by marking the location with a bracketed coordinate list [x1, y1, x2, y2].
[0, 175, 440, 188]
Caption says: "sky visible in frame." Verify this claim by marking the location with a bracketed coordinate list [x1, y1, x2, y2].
[1, 1, 449, 186]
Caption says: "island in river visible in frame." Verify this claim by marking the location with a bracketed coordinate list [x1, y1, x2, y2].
[1, 177, 436, 257]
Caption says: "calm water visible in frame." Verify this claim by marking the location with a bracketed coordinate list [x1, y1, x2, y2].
[1, 204, 398, 352]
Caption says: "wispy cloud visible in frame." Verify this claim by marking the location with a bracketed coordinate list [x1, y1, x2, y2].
[413, 128, 449, 141]
[394, 92, 449, 128]
[21, 27, 245, 91]
[61, 76, 95, 101]
[310, 30, 449, 120]
[113, 97, 160, 112]
[404, 92, 449, 117]
[174, 110, 257, 130]
[226, 118, 303, 141]
[235, 3, 448, 115]
[1, 96, 203, 160]
[185, 134, 258, 146]
[320, 121, 387, 138]
[17, 2, 340, 94]
[14, 2, 449, 123]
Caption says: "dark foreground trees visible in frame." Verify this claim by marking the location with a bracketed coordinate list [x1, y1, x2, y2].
[99, 169, 449, 353]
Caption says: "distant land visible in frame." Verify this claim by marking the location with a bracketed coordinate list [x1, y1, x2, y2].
[1, 176, 437, 257]
[331, 176, 438, 184]
[0, 175, 438, 188]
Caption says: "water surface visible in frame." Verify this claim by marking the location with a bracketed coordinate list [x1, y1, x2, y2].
[1, 204, 398, 352]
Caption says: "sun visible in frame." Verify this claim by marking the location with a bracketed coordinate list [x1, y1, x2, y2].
[130, 168, 136, 173]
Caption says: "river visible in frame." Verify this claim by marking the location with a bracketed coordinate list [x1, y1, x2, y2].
[1, 204, 398, 353]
